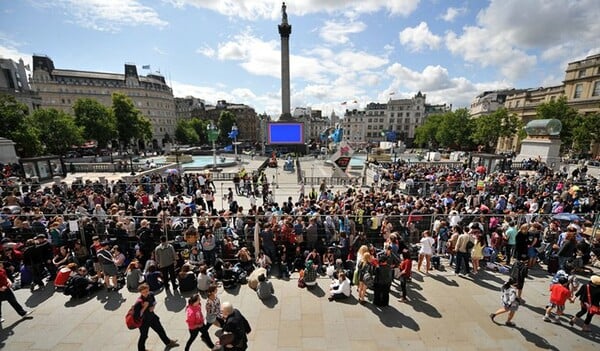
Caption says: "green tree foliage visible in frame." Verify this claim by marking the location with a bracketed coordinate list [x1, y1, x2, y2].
[435, 108, 475, 150]
[174, 119, 200, 145]
[112, 93, 153, 149]
[0, 94, 42, 156]
[217, 111, 236, 142]
[535, 96, 580, 152]
[572, 112, 600, 153]
[73, 98, 116, 148]
[29, 108, 84, 155]
[414, 114, 443, 148]
[471, 108, 522, 152]
[189, 118, 209, 144]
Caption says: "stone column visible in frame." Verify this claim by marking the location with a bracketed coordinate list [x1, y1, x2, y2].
[278, 3, 292, 116]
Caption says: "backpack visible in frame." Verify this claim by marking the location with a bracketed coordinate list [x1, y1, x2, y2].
[63, 276, 76, 297]
[125, 299, 143, 330]
[466, 240, 475, 251]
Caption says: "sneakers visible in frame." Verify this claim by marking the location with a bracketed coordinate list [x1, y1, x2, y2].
[543, 315, 551, 322]
[20, 310, 33, 318]
[505, 321, 516, 327]
[489, 313, 496, 322]
[167, 339, 179, 348]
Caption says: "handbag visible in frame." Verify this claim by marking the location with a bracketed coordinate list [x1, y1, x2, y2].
[586, 285, 600, 315]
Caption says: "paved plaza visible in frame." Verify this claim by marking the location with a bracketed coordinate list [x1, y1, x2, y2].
[1, 157, 599, 350]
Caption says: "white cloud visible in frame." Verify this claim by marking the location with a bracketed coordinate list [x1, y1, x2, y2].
[440, 7, 466, 22]
[0, 35, 32, 73]
[399, 22, 441, 52]
[196, 45, 215, 58]
[446, 27, 536, 80]
[37, 0, 167, 32]
[166, 0, 420, 20]
[153, 47, 168, 55]
[319, 20, 366, 44]
[446, 0, 600, 80]
[385, 63, 511, 108]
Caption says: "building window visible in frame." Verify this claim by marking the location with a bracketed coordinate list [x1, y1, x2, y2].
[578, 69, 586, 78]
[593, 81, 600, 97]
[573, 84, 583, 99]
[515, 101, 520, 107]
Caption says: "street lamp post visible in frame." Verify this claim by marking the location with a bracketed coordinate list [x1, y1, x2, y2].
[207, 122, 219, 170]
[231, 123, 239, 163]
[129, 154, 136, 176]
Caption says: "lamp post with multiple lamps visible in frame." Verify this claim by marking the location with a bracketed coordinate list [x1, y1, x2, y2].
[207, 122, 219, 170]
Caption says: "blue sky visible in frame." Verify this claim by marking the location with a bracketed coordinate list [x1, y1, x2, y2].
[1, 0, 599, 118]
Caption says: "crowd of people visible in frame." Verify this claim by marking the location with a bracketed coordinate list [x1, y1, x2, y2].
[1, 157, 600, 344]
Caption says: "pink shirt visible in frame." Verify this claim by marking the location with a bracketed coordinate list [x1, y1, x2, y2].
[185, 304, 204, 330]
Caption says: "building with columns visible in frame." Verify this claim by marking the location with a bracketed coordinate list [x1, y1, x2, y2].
[494, 53, 600, 153]
[340, 92, 447, 146]
[30, 55, 176, 149]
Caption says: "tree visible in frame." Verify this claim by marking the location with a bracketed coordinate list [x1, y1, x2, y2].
[471, 108, 522, 152]
[73, 98, 116, 148]
[0, 94, 42, 156]
[435, 109, 475, 150]
[29, 108, 84, 155]
[217, 111, 236, 142]
[112, 93, 153, 150]
[536, 96, 580, 152]
[189, 118, 209, 144]
[174, 119, 200, 145]
[572, 112, 600, 154]
[414, 114, 443, 148]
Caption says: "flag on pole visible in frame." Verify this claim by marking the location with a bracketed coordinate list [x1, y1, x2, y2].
[340, 101, 347, 105]
[142, 65, 150, 69]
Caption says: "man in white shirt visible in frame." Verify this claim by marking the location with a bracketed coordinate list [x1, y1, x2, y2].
[328, 271, 351, 301]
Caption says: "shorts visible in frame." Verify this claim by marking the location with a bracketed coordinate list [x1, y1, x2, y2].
[503, 303, 519, 312]
[547, 303, 565, 313]
[527, 247, 538, 258]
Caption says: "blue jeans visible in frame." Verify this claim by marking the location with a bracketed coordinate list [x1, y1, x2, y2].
[454, 251, 470, 274]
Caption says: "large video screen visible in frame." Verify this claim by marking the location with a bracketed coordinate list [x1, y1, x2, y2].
[268, 123, 304, 144]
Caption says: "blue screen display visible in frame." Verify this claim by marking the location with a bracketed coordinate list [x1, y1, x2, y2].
[268, 123, 304, 144]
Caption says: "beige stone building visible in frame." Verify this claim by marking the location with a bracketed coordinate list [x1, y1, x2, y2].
[340, 92, 448, 147]
[495, 53, 600, 154]
[192, 100, 259, 142]
[30, 55, 176, 149]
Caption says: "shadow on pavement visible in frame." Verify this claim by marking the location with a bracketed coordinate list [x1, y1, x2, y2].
[163, 289, 186, 312]
[261, 295, 278, 308]
[513, 326, 560, 351]
[306, 284, 326, 298]
[363, 303, 419, 330]
[24, 285, 55, 308]
[427, 273, 459, 287]
[0, 317, 32, 349]
[399, 289, 442, 318]
[95, 290, 126, 311]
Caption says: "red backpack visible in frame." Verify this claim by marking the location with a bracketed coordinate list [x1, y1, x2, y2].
[125, 299, 143, 329]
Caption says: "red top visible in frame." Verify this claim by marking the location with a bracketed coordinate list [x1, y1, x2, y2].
[400, 258, 412, 278]
[550, 283, 571, 305]
[0, 267, 9, 288]
[185, 304, 205, 330]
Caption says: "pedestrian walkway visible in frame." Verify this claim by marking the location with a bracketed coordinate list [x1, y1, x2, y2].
[1, 260, 598, 350]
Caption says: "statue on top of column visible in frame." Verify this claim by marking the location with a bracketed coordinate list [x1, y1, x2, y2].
[282, 2, 288, 24]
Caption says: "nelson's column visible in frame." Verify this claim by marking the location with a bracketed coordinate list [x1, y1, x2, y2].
[278, 2, 292, 120]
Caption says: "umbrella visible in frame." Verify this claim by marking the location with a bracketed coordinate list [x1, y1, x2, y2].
[164, 168, 179, 175]
[552, 213, 583, 222]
